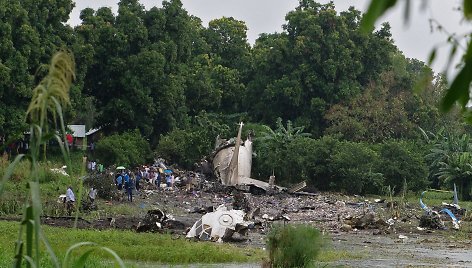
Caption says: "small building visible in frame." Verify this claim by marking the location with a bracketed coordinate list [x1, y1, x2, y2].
[67, 125, 86, 148]
[86, 127, 103, 143]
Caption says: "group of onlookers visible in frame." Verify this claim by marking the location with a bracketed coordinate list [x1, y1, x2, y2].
[113, 167, 175, 203]
[136, 167, 175, 189]
[64, 186, 97, 216]
[87, 160, 104, 173]
[115, 171, 134, 202]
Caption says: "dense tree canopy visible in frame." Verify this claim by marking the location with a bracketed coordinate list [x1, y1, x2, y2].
[246, 2, 396, 135]
[1, 0, 470, 195]
[0, 0, 75, 140]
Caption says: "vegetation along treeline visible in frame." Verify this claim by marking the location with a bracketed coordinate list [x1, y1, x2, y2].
[1, 0, 472, 198]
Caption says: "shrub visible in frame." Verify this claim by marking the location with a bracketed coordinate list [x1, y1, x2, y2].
[95, 129, 151, 168]
[375, 140, 429, 192]
[286, 135, 339, 188]
[328, 141, 384, 194]
[84, 172, 118, 200]
[156, 129, 208, 169]
[266, 224, 323, 268]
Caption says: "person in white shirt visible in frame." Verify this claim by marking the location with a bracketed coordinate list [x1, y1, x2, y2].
[89, 187, 97, 203]
[66, 186, 75, 216]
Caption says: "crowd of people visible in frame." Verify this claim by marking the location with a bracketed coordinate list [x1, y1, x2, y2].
[63, 160, 196, 216]
[87, 160, 104, 173]
[113, 167, 176, 203]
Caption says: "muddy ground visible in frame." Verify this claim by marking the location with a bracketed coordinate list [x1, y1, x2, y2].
[8, 186, 472, 267]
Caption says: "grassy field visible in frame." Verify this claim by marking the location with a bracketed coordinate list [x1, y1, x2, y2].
[3, 152, 471, 266]
[0, 221, 264, 267]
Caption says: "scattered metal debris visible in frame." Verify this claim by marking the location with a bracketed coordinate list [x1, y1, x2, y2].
[419, 189, 465, 230]
[50, 165, 69, 176]
[288, 181, 307, 194]
[136, 209, 185, 233]
[343, 213, 388, 230]
[186, 204, 254, 242]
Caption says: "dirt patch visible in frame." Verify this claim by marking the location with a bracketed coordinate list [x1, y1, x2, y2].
[8, 185, 471, 266]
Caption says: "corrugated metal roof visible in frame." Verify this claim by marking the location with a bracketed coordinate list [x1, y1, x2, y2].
[85, 127, 101, 136]
[68, 125, 86, 138]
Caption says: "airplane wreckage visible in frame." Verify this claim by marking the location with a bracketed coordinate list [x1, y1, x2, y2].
[210, 122, 308, 194]
[187, 122, 310, 242]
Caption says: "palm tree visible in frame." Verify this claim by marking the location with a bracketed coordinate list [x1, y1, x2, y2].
[259, 117, 311, 143]
[437, 152, 472, 200]
[426, 131, 472, 200]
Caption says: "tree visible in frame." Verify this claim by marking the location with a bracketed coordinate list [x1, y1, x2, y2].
[247, 1, 396, 135]
[95, 130, 151, 167]
[437, 151, 472, 201]
[426, 131, 472, 200]
[376, 140, 429, 192]
[205, 17, 251, 70]
[0, 0, 74, 141]
[361, 1, 472, 122]
[251, 118, 311, 183]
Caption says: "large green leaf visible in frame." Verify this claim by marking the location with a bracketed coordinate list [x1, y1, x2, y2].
[360, 0, 397, 33]
[464, 0, 472, 19]
[441, 42, 472, 111]
[62, 242, 126, 268]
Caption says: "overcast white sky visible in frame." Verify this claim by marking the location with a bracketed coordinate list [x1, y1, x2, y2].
[69, 0, 472, 76]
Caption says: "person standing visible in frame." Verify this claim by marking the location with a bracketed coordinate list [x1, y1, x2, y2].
[116, 173, 123, 190]
[126, 176, 134, 202]
[166, 174, 171, 188]
[135, 169, 141, 192]
[156, 171, 162, 189]
[89, 187, 97, 204]
[124, 171, 130, 188]
[66, 186, 75, 216]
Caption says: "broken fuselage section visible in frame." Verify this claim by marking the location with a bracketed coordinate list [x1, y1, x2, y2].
[211, 122, 283, 193]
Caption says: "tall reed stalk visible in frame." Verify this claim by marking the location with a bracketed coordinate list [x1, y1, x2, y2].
[0, 51, 124, 267]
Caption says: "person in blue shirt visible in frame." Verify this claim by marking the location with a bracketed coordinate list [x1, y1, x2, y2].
[124, 171, 130, 188]
[166, 174, 171, 187]
[125, 171, 133, 202]
[116, 173, 123, 190]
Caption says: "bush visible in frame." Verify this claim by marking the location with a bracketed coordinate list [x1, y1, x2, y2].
[266, 224, 323, 268]
[328, 141, 384, 194]
[84, 173, 117, 200]
[156, 129, 206, 169]
[375, 140, 429, 192]
[286, 136, 339, 188]
[95, 130, 151, 167]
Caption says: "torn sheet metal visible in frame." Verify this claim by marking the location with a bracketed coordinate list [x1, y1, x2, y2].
[453, 183, 459, 206]
[419, 190, 461, 230]
[57, 194, 66, 203]
[440, 208, 460, 230]
[212, 122, 253, 186]
[50, 166, 69, 176]
[288, 181, 307, 193]
[136, 209, 185, 233]
[186, 205, 253, 242]
[419, 191, 431, 213]
[212, 122, 285, 193]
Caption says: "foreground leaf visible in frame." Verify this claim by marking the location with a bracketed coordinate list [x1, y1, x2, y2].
[360, 0, 397, 33]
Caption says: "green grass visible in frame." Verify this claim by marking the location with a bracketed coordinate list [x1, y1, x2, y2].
[0, 221, 264, 267]
[0, 151, 85, 216]
[405, 190, 472, 209]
